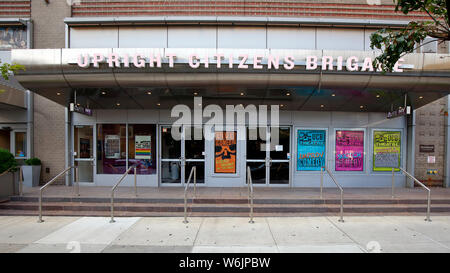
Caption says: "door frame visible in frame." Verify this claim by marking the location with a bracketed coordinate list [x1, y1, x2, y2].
[71, 124, 96, 186]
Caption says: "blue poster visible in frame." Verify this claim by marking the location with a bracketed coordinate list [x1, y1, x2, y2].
[297, 130, 326, 171]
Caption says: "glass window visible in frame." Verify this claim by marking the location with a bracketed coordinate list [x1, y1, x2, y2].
[14, 132, 26, 158]
[97, 124, 126, 174]
[128, 124, 157, 175]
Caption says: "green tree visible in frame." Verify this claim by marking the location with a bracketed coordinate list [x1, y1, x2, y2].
[0, 61, 25, 81]
[370, 0, 450, 72]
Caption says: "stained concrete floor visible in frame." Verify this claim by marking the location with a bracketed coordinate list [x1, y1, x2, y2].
[0, 215, 450, 253]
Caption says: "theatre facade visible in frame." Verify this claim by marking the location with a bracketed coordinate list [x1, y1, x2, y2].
[11, 16, 450, 188]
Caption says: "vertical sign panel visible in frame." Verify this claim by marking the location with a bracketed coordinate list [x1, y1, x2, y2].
[215, 131, 237, 174]
[297, 130, 326, 171]
[135, 135, 152, 160]
[335, 130, 364, 171]
[373, 131, 401, 171]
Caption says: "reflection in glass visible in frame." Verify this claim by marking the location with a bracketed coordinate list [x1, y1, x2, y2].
[247, 162, 266, 184]
[185, 161, 205, 184]
[247, 127, 266, 159]
[270, 162, 290, 184]
[97, 124, 126, 174]
[185, 126, 204, 159]
[14, 132, 26, 158]
[161, 126, 181, 159]
[161, 161, 181, 184]
[270, 127, 290, 160]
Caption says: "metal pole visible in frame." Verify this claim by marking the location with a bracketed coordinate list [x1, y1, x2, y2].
[38, 190, 43, 223]
[19, 166, 23, 196]
[320, 167, 323, 199]
[426, 190, 432, 222]
[183, 188, 188, 224]
[391, 167, 395, 198]
[193, 167, 196, 199]
[134, 167, 137, 197]
[338, 189, 344, 223]
[76, 167, 80, 197]
[110, 191, 115, 223]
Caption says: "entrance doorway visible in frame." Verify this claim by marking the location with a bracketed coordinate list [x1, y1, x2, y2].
[160, 125, 205, 185]
[73, 125, 95, 183]
[246, 126, 291, 186]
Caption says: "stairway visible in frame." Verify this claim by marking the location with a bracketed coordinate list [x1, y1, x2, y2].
[1, 195, 450, 217]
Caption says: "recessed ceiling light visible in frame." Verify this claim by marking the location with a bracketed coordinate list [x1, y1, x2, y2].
[240, 92, 245, 96]
[286, 92, 291, 96]
[157, 103, 161, 106]
[116, 103, 120, 106]
[331, 94, 336, 97]
[194, 92, 198, 96]
[101, 91, 106, 95]
[360, 105, 364, 109]
[280, 104, 284, 107]
[76, 103, 80, 106]
[320, 104, 324, 108]
[56, 92, 61, 96]
[419, 96, 423, 99]
[376, 94, 380, 98]
[147, 91, 152, 95]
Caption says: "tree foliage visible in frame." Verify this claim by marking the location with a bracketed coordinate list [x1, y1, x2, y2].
[370, 0, 450, 72]
[0, 61, 25, 81]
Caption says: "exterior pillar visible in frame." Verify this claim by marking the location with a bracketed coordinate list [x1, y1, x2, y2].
[406, 110, 416, 188]
[444, 96, 450, 188]
[65, 107, 72, 186]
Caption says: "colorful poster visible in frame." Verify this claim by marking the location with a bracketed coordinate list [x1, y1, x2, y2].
[215, 131, 237, 174]
[0, 26, 27, 49]
[135, 135, 152, 160]
[297, 130, 326, 171]
[335, 130, 364, 171]
[373, 131, 401, 171]
[104, 135, 120, 159]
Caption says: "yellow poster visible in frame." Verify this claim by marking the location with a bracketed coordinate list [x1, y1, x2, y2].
[214, 132, 237, 174]
[373, 131, 401, 171]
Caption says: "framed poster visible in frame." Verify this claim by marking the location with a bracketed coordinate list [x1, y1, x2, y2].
[297, 129, 326, 171]
[335, 130, 364, 171]
[373, 131, 401, 171]
[135, 135, 152, 160]
[214, 131, 237, 174]
[104, 135, 120, 159]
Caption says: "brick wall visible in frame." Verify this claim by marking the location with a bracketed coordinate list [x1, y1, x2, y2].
[414, 96, 448, 187]
[0, 0, 31, 18]
[31, 0, 70, 49]
[33, 94, 66, 185]
[71, 0, 429, 20]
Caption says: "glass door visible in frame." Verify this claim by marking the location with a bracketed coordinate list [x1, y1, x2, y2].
[246, 127, 267, 184]
[160, 125, 182, 184]
[246, 126, 291, 186]
[269, 126, 291, 185]
[73, 125, 95, 183]
[160, 125, 206, 185]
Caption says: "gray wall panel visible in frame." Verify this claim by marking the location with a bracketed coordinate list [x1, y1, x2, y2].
[317, 28, 364, 51]
[119, 26, 167, 48]
[70, 27, 119, 48]
[167, 26, 216, 48]
[218, 26, 266, 48]
[267, 27, 316, 49]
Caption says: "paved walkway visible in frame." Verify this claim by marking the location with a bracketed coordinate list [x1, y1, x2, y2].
[1, 215, 450, 253]
[18, 186, 450, 200]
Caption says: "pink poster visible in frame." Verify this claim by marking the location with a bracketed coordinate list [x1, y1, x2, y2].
[335, 130, 364, 171]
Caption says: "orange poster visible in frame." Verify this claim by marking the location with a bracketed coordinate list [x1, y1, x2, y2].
[214, 131, 237, 174]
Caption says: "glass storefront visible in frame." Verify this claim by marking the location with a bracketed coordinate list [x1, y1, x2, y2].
[128, 124, 157, 175]
[97, 124, 127, 174]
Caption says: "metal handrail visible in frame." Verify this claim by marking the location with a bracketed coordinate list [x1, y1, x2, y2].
[38, 166, 78, 223]
[395, 167, 432, 222]
[247, 166, 254, 224]
[110, 166, 137, 223]
[183, 166, 196, 224]
[321, 166, 344, 222]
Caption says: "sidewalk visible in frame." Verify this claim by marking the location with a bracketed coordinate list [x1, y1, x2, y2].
[1, 215, 450, 253]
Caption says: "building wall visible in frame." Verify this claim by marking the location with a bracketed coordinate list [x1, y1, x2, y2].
[33, 94, 65, 184]
[30, 0, 70, 49]
[414, 96, 448, 187]
[0, 0, 31, 18]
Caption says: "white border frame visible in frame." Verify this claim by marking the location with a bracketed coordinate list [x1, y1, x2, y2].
[369, 128, 405, 174]
[332, 127, 368, 174]
[294, 127, 329, 175]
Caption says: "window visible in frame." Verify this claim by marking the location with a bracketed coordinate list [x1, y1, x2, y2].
[97, 124, 126, 174]
[14, 132, 26, 158]
[128, 124, 157, 174]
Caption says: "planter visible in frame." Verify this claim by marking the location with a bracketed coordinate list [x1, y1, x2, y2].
[22, 165, 41, 187]
[0, 173, 15, 199]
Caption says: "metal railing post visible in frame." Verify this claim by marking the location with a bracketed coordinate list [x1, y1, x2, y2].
[247, 166, 254, 224]
[322, 166, 344, 223]
[75, 167, 80, 197]
[38, 190, 43, 223]
[183, 166, 195, 224]
[194, 166, 197, 199]
[134, 167, 137, 197]
[19, 166, 23, 196]
[320, 167, 323, 199]
[110, 191, 115, 223]
[426, 190, 431, 222]
[391, 167, 395, 198]
[399, 167, 432, 222]
[339, 189, 344, 223]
